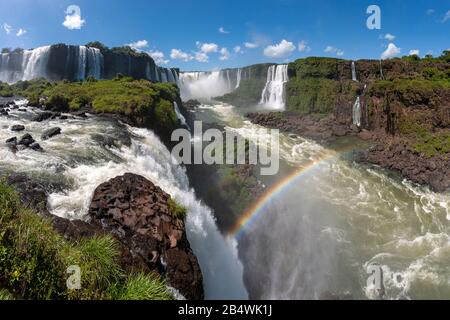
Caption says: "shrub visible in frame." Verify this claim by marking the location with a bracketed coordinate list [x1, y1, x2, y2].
[168, 198, 187, 220]
[45, 93, 69, 111]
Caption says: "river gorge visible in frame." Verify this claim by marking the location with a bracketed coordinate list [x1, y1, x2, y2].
[0, 43, 449, 300]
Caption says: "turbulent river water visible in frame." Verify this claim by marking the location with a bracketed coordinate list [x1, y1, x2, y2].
[192, 102, 450, 300]
[1, 98, 449, 300]
[0, 99, 247, 300]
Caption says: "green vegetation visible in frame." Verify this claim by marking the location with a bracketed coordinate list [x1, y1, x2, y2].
[168, 198, 187, 220]
[114, 273, 172, 300]
[288, 57, 345, 79]
[217, 79, 267, 107]
[0, 180, 172, 300]
[0, 77, 180, 137]
[398, 116, 450, 157]
[0, 289, 13, 300]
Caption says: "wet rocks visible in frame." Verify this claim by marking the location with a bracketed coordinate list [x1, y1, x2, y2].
[0, 109, 8, 116]
[18, 133, 35, 147]
[360, 138, 450, 192]
[87, 173, 204, 300]
[42, 127, 61, 140]
[11, 124, 25, 132]
[31, 111, 57, 122]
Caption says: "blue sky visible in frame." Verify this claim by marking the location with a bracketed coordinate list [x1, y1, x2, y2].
[0, 0, 449, 71]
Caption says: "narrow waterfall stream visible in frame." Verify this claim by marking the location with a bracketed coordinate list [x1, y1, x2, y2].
[0, 101, 248, 299]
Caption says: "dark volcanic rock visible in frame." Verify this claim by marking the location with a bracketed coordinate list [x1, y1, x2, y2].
[360, 139, 450, 192]
[7, 174, 49, 215]
[87, 173, 203, 300]
[18, 133, 35, 147]
[42, 127, 62, 140]
[31, 111, 54, 122]
[11, 124, 25, 132]
[29, 142, 43, 151]
[6, 136, 17, 144]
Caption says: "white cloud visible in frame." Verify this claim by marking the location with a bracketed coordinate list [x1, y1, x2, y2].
[63, 5, 85, 30]
[264, 39, 296, 58]
[384, 33, 396, 41]
[219, 27, 229, 34]
[126, 40, 148, 50]
[219, 47, 230, 61]
[195, 51, 209, 63]
[244, 42, 258, 49]
[199, 42, 219, 53]
[324, 46, 344, 56]
[443, 10, 450, 22]
[3, 23, 12, 34]
[409, 49, 420, 56]
[426, 9, 435, 15]
[234, 46, 242, 53]
[298, 40, 311, 52]
[170, 49, 193, 62]
[16, 28, 27, 37]
[381, 43, 401, 59]
[148, 50, 169, 65]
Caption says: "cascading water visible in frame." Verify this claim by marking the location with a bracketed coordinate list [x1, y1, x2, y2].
[178, 69, 243, 101]
[352, 96, 361, 127]
[20, 46, 52, 82]
[173, 101, 188, 127]
[194, 102, 450, 300]
[0, 101, 248, 299]
[259, 65, 288, 110]
[352, 61, 357, 82]
[235, 68, 242, 89]
[0, 45, 104, 83]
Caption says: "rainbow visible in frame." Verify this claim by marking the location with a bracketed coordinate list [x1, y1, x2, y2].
[227, 144, 359, 239]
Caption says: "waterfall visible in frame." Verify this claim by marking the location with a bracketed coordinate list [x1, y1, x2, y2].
[351, 61, 357, 82]
[86, 47, 103, 79]
[352, 96, 361, 127]
[77, 46, 87, 80]
[21, 46, 52, 81]
[0, 45, 104, 83]
[235, 68, 242, 89]
[0, 103, 248, 299]
[259, 64, 289, 110]
[379, 60, 384, 80]
[178, 68, 245, 101]
[173, 101, 188, 127]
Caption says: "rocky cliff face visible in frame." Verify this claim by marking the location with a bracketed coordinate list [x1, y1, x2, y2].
[8, 172, 204, 300]
[86, 173, 204, 300]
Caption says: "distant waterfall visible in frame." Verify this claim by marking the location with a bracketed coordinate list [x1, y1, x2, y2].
[351, 61, 357, 82]
[352, 96, 361, 127]
[235, 68, 242, 89]
[379, 60, 384, 80]
[259, 64, 288, 110]
[0, 46, 51, 83]
[22, 46, 52, 81]
[0, 45, 104, 83]
[178, 69, 243, 101]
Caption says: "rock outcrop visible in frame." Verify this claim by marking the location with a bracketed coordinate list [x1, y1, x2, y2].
[85, 173, 203, 300]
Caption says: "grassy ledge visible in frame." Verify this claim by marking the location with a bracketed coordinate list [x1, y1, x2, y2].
[0, 180, 173, 300]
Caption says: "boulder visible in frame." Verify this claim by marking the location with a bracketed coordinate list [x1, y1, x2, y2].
[42, 127, 62, 140]
[18, 133, 35, 147]
[87, 173, 204, 300]
[11, 125, 25, 132]
[29, 142, 43, 151]
[31, 112, 54, 122]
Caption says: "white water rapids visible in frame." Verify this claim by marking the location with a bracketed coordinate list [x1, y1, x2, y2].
[0, 101, 247, 299]
[193, 102, 450, 300]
